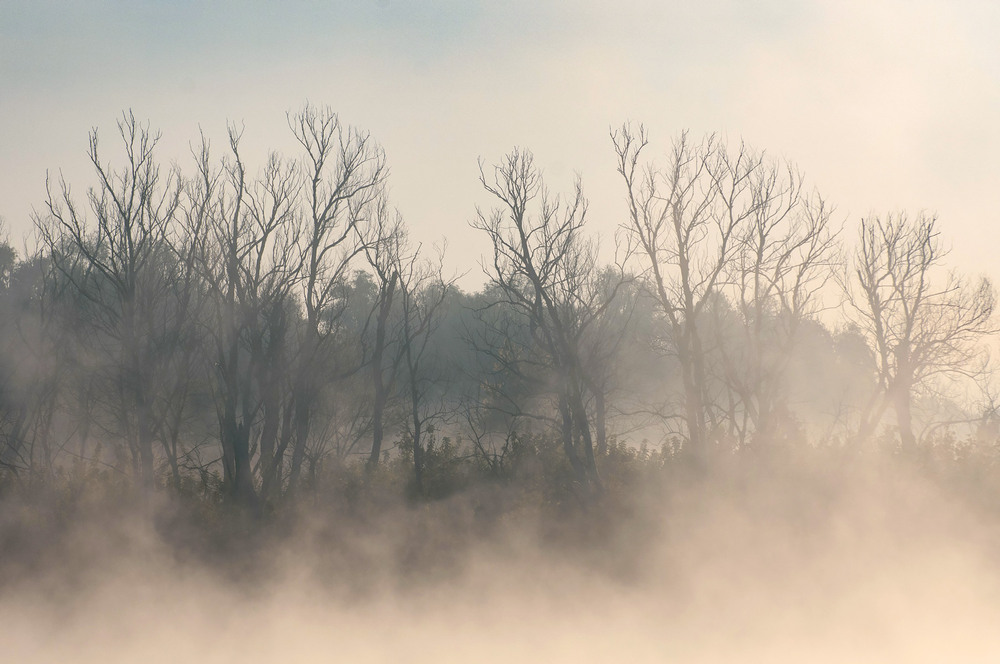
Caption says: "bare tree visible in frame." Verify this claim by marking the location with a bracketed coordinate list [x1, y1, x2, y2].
[35, 112, 182, 492]
[288, 104, 387, 489]
[578, 266, 638, 456]
[395, 242, 454, 495]
[474, 148, 626, 491]
[613, 125, 747, 458]
[361, 200, 404, 470]
[185, 127, 301, 507]
[844, 212, 995, 449]
[715, 159, 840, 446]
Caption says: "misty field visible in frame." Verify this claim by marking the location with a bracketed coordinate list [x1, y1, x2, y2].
[4, 445, 1000, 662]
[2, 65, 1000, 662]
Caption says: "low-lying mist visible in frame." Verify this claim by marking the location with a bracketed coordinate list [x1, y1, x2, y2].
[3, 105, 1000, 661]
[4, 447, 1000, 663]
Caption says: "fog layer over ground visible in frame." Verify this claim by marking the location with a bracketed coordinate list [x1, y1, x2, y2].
[2, 86, 999, 663]
[4, 453, 1000, 663]
[5, 2, 1000, 659]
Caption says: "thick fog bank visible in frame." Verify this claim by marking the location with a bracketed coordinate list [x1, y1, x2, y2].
[3, 456, 1000, 663]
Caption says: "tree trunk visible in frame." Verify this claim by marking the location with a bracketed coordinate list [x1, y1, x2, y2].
[288, 384, 312, 490]
[367, 276, 396, 471]
[135, 389, 156, 494]
[558, 391, 587, 484]
[680, 352, 706, 459]
[893, 381, 916, 450]
[369, 378, 387, 471]
[595, 391, 607, 457]
[569, 384, 601, 491]
[258, 387, 281, 500]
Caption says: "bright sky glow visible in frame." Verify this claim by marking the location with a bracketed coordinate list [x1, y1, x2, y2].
[2, 0, 998, 285]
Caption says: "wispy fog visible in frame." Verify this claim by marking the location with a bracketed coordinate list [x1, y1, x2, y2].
[3, 2, 1000, 660]
[4, 454, 1000, 662]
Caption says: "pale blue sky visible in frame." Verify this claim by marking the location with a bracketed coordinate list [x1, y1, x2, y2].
[2, 0, 998, 284]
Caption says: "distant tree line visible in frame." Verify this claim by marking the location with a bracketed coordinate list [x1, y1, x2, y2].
[0, 107, 994, 511]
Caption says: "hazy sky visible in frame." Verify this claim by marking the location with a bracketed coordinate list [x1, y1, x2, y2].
[2, 0, 998, 285]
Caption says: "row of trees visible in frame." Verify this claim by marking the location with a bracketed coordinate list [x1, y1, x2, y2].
[0, 108, 994, 509]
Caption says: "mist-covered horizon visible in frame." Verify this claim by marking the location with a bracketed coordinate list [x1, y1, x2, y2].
[4, 3, 1000, 661]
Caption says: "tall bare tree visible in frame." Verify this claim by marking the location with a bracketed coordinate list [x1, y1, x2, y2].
[578, 266, 638, 456]
[716, 160, 840, 446]
[361, 199, 404, 470]
[36, 112, 182, 491]
[845, 212, 995, 449]
[613, 123, 842, 454]
[474, 148, 626, 490]
[396, 242, 454, 495]
[185, 127, 301, 506]
[613, 125, 747, 457]
[289, 104, 387, 488]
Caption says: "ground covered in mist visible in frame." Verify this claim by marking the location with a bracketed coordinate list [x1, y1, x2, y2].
[4, 447, 1000, 663]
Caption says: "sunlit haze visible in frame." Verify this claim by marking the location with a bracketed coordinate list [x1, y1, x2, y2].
[3, 3, 1000, 662]
[3, 1, 999, 284]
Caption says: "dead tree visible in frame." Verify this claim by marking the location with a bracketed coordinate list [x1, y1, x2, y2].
[613, 125, 747, 459]
[395, 242, 453, 495]
[361, 199, 405, 470]
[289, 104, 387, 489]
[186, 127, 301, 507]
[716, 157, 840, 446]
[578, 266, 638, 457]
[36, 112, 182, 491]
[845, 212, 995, 449]
[474, 148, 626, 491]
